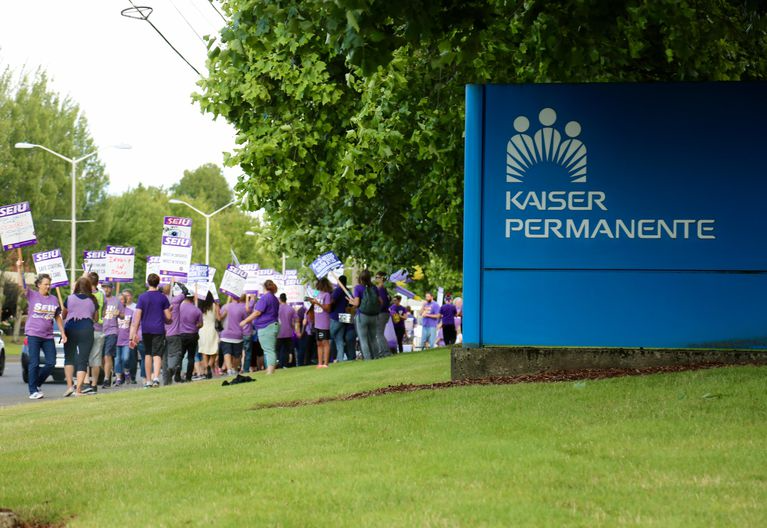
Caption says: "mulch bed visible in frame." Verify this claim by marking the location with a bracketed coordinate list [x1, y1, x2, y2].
[251, 362, 760, 410]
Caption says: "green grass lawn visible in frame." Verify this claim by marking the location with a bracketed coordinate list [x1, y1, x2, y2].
[0, 348, 765, 527]
[3, 340, 21, 356]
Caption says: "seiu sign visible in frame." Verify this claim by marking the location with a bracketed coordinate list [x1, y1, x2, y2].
[164, 216, 192, 226]
[33, 249, 61, 262]
[163, 237, 191, 247]
[107, 246, 135, 255]
[0, 201, 29, 217]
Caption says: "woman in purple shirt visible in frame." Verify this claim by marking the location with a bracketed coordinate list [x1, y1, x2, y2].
[178, 290, 203, 381]
[240, 280, 280, 374]
[276, 293, 299, 368]
[114, 292, 133, 386]
[16, 259, 66, 399]
[220, 294, 249, 375]
[62, 276, 99, 397]
[350, 270, 380, 361]
[308, 278, 333, 368]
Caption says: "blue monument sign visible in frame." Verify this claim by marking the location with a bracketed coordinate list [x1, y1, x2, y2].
[463, 83, 767, 349]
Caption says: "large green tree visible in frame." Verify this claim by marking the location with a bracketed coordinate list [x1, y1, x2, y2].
[196, 0, 766, 283]
[170, 163, 233, 210]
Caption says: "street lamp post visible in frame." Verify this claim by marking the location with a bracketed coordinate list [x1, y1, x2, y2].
[169, 199, 236, 265]
[14, 142, 131, 285]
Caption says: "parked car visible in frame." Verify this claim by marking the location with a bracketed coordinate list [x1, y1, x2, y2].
[21, 332, 66, 383]
[0, 329, 6, 376]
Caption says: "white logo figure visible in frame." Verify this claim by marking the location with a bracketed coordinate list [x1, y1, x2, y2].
[506, 107, 587, 183]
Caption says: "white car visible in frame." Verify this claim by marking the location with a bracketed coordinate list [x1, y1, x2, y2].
[21, 331, 66, 383]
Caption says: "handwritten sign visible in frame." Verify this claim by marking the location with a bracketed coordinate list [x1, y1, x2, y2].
[162, 216, 192, 238]
[32, 248, 68, 288]
[239, 263, 261, 294]
[284, 276, 304, 304]
[83, 250, 107, 277]
[219, 264, 248, 300]
[0, 201, 37, 250]
[105, 246, 135, 283]
[309, 251, 343, 279]
[160, 236, 192, 280]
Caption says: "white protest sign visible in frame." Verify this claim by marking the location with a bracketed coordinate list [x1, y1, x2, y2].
[146, 256, 172, 285]
[83, 250, 107, 277]
[309, 251, 343, 279]
[160, 236, 193, 280]
[0, 201, 37, 251]
[188, 263, 210, 299]
[162, 216, 193, 238]
[239, 263, 261, 293]
[219, 264, 248, 300]
[437, 287, 445, 307]
[105, 246, 135, 283]
[32, 248, 68, 288]
[284, 276, 304, 305]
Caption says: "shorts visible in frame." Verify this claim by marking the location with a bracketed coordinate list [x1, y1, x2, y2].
[90, 331, 105, 367]
[221, 340, 243, 357]
[314, 328, 330, 342]
[102, 333, 118, 357]
[142, 333, 166, 357]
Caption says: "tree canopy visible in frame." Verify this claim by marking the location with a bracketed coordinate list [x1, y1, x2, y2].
[196, 0, 767, 281]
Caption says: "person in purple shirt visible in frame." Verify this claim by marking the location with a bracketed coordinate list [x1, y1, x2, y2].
[220, 294, 249, 375]
[163, 283, 187, 385]
[439, 295, 459, 345]
[130, 274, 172, 388]
[374, 271, 392, 358]
[62, 276, 99, 397]
[241, 280, 280, 374]
[100, 283, 121, 388]
[420, 292, 441, 349]
[276, 293, 299, 368]
[389, 295, 407, 354]
[178, 289, 203, 381]
[15, 259, 66, 399]
[307, 278, 333, 368]
[350, 269, 380, 361]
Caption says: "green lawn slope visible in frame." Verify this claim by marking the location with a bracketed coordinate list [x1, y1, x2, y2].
[0, 348, 765, 527]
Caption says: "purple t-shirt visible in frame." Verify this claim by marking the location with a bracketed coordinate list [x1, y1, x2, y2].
[165, 294, 186, 337]
[440, 303, 457, 326]
[136, 290, 170, 335]
[389, 304, 407, 329]
[378, 286, 390, 312]
[422, 301, 440, 328]
[117, 305, 133, 347]
[102, 296, 121, 336]
[64, 294, 97, 324]
[253, 291, 279, 330]
[24, 288, 61, 340]
[313, 291, 331, 330]
[278, 303, 298, 338]
[178, 301, 203, 334]
[329, 286, 348, 321]
[221, 302, 248, 341]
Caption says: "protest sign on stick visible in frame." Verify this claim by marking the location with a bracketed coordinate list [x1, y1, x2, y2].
[187, 263, 210, 299]
[146, 256, 172, 285]
[162, 216, 192, 238]
[32, 248, 68, 288]
[310, 252, 351, 299]
[83, 250, 107, 277]
[219, 264, 248, 300]
[239, 263, 261, 294]
[0, 201, 37, 251]
[160, 236, 192, 281]
[105, 246, 135, 283]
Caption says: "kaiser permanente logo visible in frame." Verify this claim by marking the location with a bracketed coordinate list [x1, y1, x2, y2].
[504, 107, 716, 240]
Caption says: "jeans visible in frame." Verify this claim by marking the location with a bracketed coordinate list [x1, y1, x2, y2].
[276, 337, 293, 368]
[443, 324, 457, 345]
[133, 341, 144, 380]
[242, 337, 252, 371]
[26, 335, 56, 394]
[115, 345, 131, 375]
[376, 312, 391, 358]
[257, 323, 279, 368]
[330, 319, 348, 361]
[345, 323, 357, 359]
[103, 333, 118, 358]
[298, 332, 315, 366]
[163, 335, 183, 385]
[180, 333, 198, 380]
[356, 313, 378, 360]
[421, 326, 437, 349]
[393, 326, 405, 353]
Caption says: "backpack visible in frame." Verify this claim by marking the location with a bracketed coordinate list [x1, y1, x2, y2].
[359, 285, 381, 316]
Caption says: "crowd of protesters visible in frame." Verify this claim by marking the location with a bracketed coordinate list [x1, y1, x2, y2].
[16, 260, 462, 399]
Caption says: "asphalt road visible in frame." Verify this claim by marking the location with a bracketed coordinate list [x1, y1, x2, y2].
[0, 358, 143, 407]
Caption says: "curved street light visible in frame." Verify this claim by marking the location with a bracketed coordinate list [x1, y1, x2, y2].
[169, 199, 236, 265]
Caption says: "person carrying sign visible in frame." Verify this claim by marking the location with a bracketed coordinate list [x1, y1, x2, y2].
[15, 258, 66, 399]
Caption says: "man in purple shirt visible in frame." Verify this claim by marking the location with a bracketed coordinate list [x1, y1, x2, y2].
[277, 293, 299, 368]
[420, 292, 440, 349]
[178, 291, 203, 381]
[439, 295, 459, 345]
[163, 284, 187, 385]
[130, 274, 172, 387]
[389, 295, 407, 354]
[220, 295, 249, 375]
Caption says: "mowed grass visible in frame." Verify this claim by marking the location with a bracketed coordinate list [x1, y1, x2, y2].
[0, 348, 766, 527]
[3, 340, 22, 356]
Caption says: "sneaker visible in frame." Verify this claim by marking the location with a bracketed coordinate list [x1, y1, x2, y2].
[206, 371, 212, 380]
[151, 378, 160, 387]
[191, 374, 204, 381]
[227, 369, 237, 376]
[81, 384, 95, 394]
[63, 387, 75, 398]
[29, 392, 44, 400]
[114, 378, 123, 387]
[143, 382, 152, 389]
[102, 380, 111, 389]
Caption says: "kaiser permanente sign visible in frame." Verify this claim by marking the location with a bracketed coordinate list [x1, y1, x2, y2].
[463, 82, 767, 349]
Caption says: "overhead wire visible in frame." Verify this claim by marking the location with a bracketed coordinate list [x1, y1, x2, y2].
[207, 0, 228, 23]
[125, 0, 202, 77]
[190, 0, 224, 34]
[169, 0, 207, 45]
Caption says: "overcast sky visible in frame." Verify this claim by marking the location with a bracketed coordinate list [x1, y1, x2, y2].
[0, 0, 239, 195]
